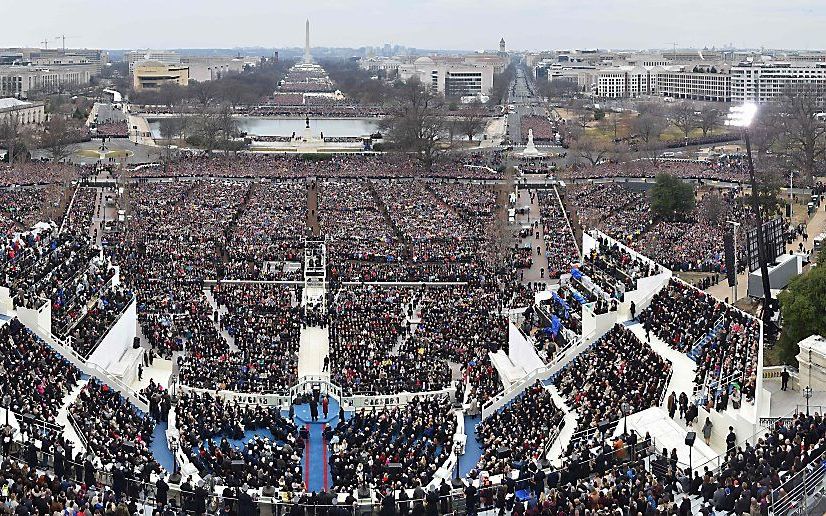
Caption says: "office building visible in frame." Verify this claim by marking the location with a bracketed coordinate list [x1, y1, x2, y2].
[0, 63, 94, 98]
[655, 65, 732, 102]
[133, 62, 190, 90]
[730, 62, 826, 103]
[0, 97, 45, 126]
[398, 57, 494, 97]
[126, 50, 180, 74]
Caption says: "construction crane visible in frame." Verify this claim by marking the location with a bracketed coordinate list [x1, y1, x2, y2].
[41, 38, 49, 50]
[54, 35, 75, 53]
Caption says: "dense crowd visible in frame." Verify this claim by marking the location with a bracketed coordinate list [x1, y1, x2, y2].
[554, 324, 672, 435]
[329, 285, 450, 395]
[129, 154, 500, 180]
[475, 381, 565, 476]
[0, 185, 66, 234]
[565, 159, 749, 182]
[639, 279, 760, 409]
[175, 391, 304, 490]
[329, 396, 456, 491]
[68, 286, 134, 358]
[567, 183, 650, 242]
[0, 318, 80, 441]
[225, 181, 306, 280]
[0, 163, 83, 187]
[68, 379, 161, 477]
[536, 188, 579, 279]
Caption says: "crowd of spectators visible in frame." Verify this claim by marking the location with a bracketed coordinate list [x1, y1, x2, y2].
[0, 318, 80, 441]
[0, 163, 82, 187]
[68, 379, 161, 478]
[175, 391, 304, 491]
[567, 183, 650, 242]
[225, 181, 306, 280]
[639, 279, 760, 409]
[565, 159, 749, 183]
[67, 286, 134, 358]
[130, 154, 499, 180]
[554, 324, 672, 435]
[62, 186, 97, 236]
[329, 396, 456, 491]
[475, 381, 565, 476]
[536, 188, 579, 279]
[328, 285, 450, 395]
[0, 185, 66, 234]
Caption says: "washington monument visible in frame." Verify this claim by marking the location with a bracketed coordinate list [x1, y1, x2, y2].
[304, 19, 312, 64]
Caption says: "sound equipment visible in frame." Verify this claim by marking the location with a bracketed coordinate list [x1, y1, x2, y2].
[387, 463, 402, 474]
[724, 231, 737, 287]
[232, 460, 245, 472]
[685, 432, 696, 447]
[496, 447, 511, 460]
[598, 419, 611, 435]
[451, 478, 465, 489]
[133, 337, 141, 349]
[122, 441, 136, 454]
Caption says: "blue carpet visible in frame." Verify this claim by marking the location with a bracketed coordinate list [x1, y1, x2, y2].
[149, 421, 176, 472]
[293, 397, 341, 425]
[304, 423, 331, 493]
[458, 415, 483, 477]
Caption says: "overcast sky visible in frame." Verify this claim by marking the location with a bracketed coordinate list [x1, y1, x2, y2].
[5, 0, 825, 52]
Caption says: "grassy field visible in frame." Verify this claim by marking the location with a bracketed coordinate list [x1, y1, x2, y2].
[578, 112, 724, 145]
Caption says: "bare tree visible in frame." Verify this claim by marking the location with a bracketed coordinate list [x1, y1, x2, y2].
[776, 84, 826, 179]
[632, 112, 667, 143]
[456, 102, 487, 142]
[40, 116, 77, 163]
[698, 106, 722, 136]
[699, 191, 727, 226]
[571, 135, 613, 167]
[382, 77, 447, 171]
[669, 101, 698, 139]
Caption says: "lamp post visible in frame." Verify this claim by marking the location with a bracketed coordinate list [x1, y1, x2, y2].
[804, 385, 813, 417]
[621, 401, 630, 437]
[725, 103, 772, 322]
[2, 394, 10, 426]
[727, 220, 741, 301]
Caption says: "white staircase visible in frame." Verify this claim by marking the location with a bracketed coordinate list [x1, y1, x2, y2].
[203, 288, 238, 352]
[544, 383, 579, 466]
[489, 349, 527, 388]
[626, 322, 696, 404]
[55, 382, 87, 454]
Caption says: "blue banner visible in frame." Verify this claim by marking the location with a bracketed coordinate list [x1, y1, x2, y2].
[571, 267, 583, 280]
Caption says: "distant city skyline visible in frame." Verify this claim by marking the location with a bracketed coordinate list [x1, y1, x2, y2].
[4, 0, 826, 52]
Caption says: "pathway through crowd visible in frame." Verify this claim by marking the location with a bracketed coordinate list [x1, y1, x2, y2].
[293, 397, 339, 492]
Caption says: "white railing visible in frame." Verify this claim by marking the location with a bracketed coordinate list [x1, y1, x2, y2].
[28, 321, 149, 412]
[481, 329, 596, 419]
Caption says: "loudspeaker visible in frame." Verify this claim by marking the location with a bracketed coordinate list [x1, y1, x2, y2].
[122, 441, 136, 454]
[133, 337, 141, 349]
[451, 478, 465, 489]
[724, 232, 736, 287]
[387, 463, 402, 474]
[496, 447, 511, 460]
[598, 419, 611, 435]
[685, 432, 696, 447]
[232, 460, 245, 472]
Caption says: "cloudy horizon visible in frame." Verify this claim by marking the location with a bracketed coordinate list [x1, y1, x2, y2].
[4, 0, 826, 52]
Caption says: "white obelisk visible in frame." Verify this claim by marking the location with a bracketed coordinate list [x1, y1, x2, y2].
[304, 19, 312, 64]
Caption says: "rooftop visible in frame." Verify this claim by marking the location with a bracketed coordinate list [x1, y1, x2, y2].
[0, 98, 31, 110]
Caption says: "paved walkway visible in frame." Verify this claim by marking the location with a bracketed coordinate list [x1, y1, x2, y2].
[516, 188, 552, 285]
[627, 322, 696, 403]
